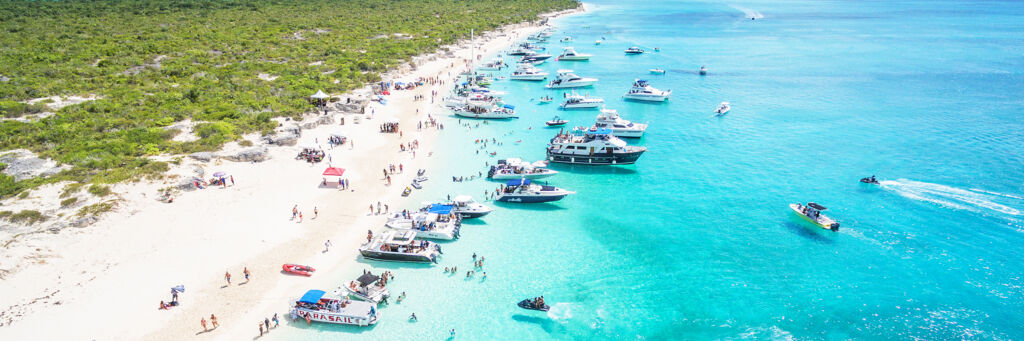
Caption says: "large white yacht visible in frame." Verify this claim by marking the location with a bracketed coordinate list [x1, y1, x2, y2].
[453, 104, 517, 119]
[592, 108, 647, 138]
[556, 47, 591, 61]
[546, 128, 646, 165]
[560, 92, 604, 109]
[509, 63, 549, 81]
[622, 79, 671, 102]
[487, 158, 559, 180]
[546, 70, 598, 89]
[496, 179, 575, 203]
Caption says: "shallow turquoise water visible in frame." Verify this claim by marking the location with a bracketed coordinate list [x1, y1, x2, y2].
[294, 1, 1024, 339]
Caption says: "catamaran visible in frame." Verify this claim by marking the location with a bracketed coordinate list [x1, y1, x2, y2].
[290, 290, 378, 326]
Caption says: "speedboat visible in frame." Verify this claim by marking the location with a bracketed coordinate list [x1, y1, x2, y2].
[624, 46, 644, 54]
[283, 264, 315, 277]
[385, 206, 461, 240]
[546, 128, 646, 165]
[358, 230, 441, 263]
[622, 79, 671, 102]
[560, 92, 604, 109]
[546, 70, 598, 89]
[595, 40, 602, 45]
[496, 179, 574, 203]
[410, 180, 422, 189]
[488, 158, 558, 180]
[546, 116, 569, 126]
[518, 298, 550, 311]
[790, 203, 840, 231]
[508, 47, 534, 56]
[449, 196, 493, 218]
[509, 63, 549, 81]
[715, 102, 730, 115]
[342, 273, 391, 304]
[649, 68, 666, 74]
[520, 51, 553, 64]
[290, 290, 378, 326]
[593, 108, 647, 138]
[453, 104, 517, 119]
[538, 96, 553, 103]
[860, 175, 879, 184]
[560, 36, 572, 42]
[476, 58, 505, 71]
[699, 66, 707, 75]
[556, 47, 591, 61]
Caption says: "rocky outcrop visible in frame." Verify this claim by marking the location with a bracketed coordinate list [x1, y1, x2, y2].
[223, 146, 269, 163]
[0, 150, 70, 181]
[189, 152, 214, 162]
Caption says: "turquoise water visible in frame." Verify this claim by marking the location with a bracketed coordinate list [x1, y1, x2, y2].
[297, 1, 1024, 339]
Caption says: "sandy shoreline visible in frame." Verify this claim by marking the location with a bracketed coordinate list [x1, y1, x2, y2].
[0, 7, 581, 340]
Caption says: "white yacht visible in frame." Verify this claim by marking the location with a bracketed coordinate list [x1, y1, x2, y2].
[593, 108, 647, 138]
[624, 46, 645, 54]
[509, 47, 534, 56]
[546, 70, 598, 89]
[487, 158, 559, 180]
[622, 79, 671, 102]
[449, 196, 493, 218]
[476, 58, 505, 71]
[546, 128, 646, 165]
[509, 63, 549, 81]
[453, 104, 517, 119]
[715, 102, 730, 115]
[556, 47, 591, 61]
[496, 179, 575, 203]
[358, 230, 441, 263]
[341, 272, 391, 304]
[560, 92, 604, 109]
[385, 206, 461, 240]
[519, 51, 553, 64]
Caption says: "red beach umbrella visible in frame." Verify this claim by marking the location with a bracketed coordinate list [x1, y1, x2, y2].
[322, 167, 345, 176]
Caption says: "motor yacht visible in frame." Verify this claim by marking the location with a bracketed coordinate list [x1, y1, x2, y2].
[790, 203, 840, 231]
[560, 92, 604, 109]
[341, 272, 390, 304]
[385, 206, 461, 240]
[556, 47, 591, 61]
[593, 108, 647, 138]
[358, 230, 441, 263]
[649, 68, 666, 74]
[448, 196, 493, 218]
[488, 158, 559, 180]
[622, 79, 671, 102]
[509, 63, 549, 81]
[496, 179, 574, 203]
[624, 46, 645, 54]
[546, 116, 569, 126]
[546, 70, 598, 89]
[546, 128, 646, 165]
[476, 58, 505, 71]
[453, 104, 517, 119]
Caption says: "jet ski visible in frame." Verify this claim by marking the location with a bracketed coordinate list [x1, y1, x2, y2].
[411, 180, 422, 189]
[860, 175, 879, 184]
[417, 169, 426, 176]
[517, 299, 550, 311]
[402, 187, 412, 197]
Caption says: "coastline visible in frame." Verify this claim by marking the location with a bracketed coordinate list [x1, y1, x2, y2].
[0, 6, 582, 341]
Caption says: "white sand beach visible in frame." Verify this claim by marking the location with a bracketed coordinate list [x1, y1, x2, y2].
[0, 8, 580, 340]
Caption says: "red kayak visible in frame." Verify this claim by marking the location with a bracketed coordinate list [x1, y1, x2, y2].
[282, 264, 316, 276]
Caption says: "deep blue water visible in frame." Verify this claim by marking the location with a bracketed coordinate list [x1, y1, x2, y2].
[293, 1, 1024, 339]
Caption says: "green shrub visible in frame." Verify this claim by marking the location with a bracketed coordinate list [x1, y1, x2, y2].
[60, 197, 78, 207]
[6, 210, 47, 225]
[17, 190, 30, 199]
[77, 200, 117, 217]
[87, 184, 112, 196]
[60, 182, 85, 198]
[239, 140, 254, 147]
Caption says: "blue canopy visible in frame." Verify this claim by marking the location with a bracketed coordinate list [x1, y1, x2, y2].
[506, 179, 531, 186]
[299, 290, 326, 304]
[503, 104, 515, 110]
[587, 128, 612, 135]
[427, 204, 454, 215]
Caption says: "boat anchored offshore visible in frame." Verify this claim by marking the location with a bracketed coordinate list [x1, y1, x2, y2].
[519, 51, 553, 64]
[546, 116, 569, 126]
[488, 158, 559, 180]
[496, 179, 574, 203]
[790, 202, 840, 231]
[453, 104, 517, 119]
[649, 68, 666, 74]
[623, 79, 671, 102]
[547, 128, 646, 165]
[546, 70, 598, 89]
[624, 46, 645, 54]
[449, 196, 493, 218]
[290, 290, 378, 326]
[560, 92, 604, 109]
[477, 58, 506, 71]
[359, 230, 441, 263]
[593, 108, 648, 138]
[715, 102, 730, 115]
[343, 272, 390, 304]
[385, 205, 461, 240]
[556, 47, 592, 61]
[509, 63, 548, 81]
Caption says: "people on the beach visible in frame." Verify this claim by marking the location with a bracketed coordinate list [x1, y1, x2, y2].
[224, 271, 231, 285]
[243, 267, 250, 282]
[211, 314, 219, 328]
[201, 317, 208, 331]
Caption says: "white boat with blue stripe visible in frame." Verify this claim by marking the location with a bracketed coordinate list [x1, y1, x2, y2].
[496, 179, 574, 203]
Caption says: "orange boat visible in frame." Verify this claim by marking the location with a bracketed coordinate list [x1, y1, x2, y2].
[283, 264, 316, 276]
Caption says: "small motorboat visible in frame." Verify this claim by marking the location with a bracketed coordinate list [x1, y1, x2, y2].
[402, 187, 412, 197]
[790, 203, 839, 231]
[517, 299, 550, 311]
[624, 46, 644, 54]
[649, 68, 666, 74]
[410, 180, 422, 189]
[283, 264, 316, 277]
[860, 175, 879, 184]
[415, 176, 428, 182]
[715, 102, 730, 115]
[699, 66, 708, 75]
[594, 40, 602, 45]
[538, 96, 553, 103]
[546, 116, 569, 126]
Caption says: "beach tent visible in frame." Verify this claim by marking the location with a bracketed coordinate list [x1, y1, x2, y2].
[310, 90, 329, 99]
[322, 167, 345, 176]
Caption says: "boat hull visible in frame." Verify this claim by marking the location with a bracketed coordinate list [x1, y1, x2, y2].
[453, 111, 518, 119]
[454, 209, 491, 218]
[359, 250, 437, 263]
[293, 307, 377, 326]
[496, 193, 568, 203]
[510, 74, 547, 81]
[546, 150, 645, 165]
[788, 204, 839, 231]
[557, 56, 591, 61]
[489, 172, 557, 180]
[546, 81, 596, 89]
[623, 94, 669, 102]
[607, 129, 645, 138]
[561, 103, 602, 109]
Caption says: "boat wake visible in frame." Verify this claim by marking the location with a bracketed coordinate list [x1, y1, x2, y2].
[546, 302, 573, 320]
[880, 179, 1023, 218]
[729, 5, 765, 19]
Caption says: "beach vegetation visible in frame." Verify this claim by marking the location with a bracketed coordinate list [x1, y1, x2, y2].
[0, 0, 578, 199]
[60, 197, 78, 207]
[76, 200, 118, 218]
[87, 184, 112, 197]
[3, 210, 48, 225]
[60, 182, 85, 198]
